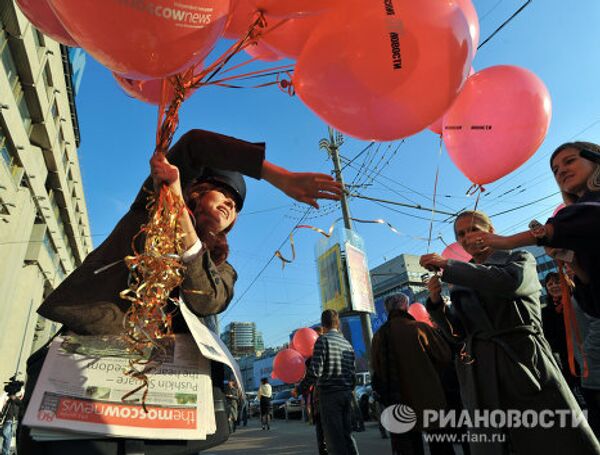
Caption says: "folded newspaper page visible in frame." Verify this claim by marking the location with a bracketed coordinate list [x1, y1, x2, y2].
[24, 334, 214, 441]
[180, 299, 244, 393]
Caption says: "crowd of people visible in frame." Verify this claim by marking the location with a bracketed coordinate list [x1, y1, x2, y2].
[289, 141, 600, 455]
[5, 129, 599, 455]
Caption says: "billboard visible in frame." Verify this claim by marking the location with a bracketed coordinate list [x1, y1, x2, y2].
[345, 243, 375, 314]
[316, 243, 348, 313]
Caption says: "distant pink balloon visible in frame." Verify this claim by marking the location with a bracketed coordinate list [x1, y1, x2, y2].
[408, 303, 432, 326]
[273, 349, 306, 384]
[552, 203, 565, 216]
[443, 65, 552, 184]
[292, 328, 319, 358]
[442, 242, 472, 262]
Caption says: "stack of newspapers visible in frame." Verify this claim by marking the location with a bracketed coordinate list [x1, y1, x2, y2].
[23, 302, 242, 441]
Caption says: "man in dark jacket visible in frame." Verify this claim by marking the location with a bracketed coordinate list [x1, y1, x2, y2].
[371, 293, 453, 455]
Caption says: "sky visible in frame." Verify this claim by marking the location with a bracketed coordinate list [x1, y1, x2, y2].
[73, 0, 600, 348]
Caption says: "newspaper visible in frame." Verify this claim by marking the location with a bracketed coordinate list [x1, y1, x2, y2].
[179, 299, 244, 393]
[24, 334, 214, 441]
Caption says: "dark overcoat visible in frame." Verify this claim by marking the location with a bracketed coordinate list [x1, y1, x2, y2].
[428, 250, 600, 454]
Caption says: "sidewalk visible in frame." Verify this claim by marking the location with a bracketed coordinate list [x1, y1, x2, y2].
[204, 417, 390, 454]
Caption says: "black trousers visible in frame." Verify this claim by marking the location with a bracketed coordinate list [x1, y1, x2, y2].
[319, 390, 359, 455]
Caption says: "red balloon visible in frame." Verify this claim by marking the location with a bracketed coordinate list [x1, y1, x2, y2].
[261, 15, 323, 59]
[253, 0, 339, 18]
[443, 65, 552, 185]
[408, 303, 432, 326]
[273, 349, 306, 384]
[223, 0, 256, 39]
[48, 0, 230, 79]
[113, 70, 202, 106]
[16, 0, 78, 46]
[291, 328, 319, 358]
[456, 0, 479, 57]
[294, 0, 472, 141]
[442, 242, 472, 262]
[244, 40, 283, 61]
[428, 67, 475, 135]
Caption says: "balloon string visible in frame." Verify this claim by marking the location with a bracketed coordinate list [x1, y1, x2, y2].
[427, 135, 444, 252]
[274, 217, 434, 267]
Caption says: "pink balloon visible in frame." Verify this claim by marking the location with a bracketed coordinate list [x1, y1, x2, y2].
[408, 303, 432, 326]
[273, 349, 306, 384]
[253, 0, 340, 18]
[16, 0, 78, 46]
[442, 242, 472, 262]
[552, 203, 565, 217]
[244, 41, 283, 61]
[292, 328, 319, 358]
[428, 67, 475, 135]
[443, 65, 552, 184]
[261, 15, 323, 59]
[223, 0, 256, 39]
[113, 64, 203, 105]
[49, 0, 230, 79]
[456, 0, 479, 57]
[294, 0, 472, 141]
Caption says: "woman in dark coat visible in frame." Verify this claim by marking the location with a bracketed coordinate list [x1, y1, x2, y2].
[18, 129, 341, 455]
[420, 210, 600, 455]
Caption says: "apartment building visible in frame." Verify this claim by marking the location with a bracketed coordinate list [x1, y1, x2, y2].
[0, 1, 92, 382]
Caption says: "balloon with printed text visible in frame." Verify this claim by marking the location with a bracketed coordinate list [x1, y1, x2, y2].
[272, 349, 306, 384]
[428, 67, 475, 135]
[291, 327, 319, 358]
[443, 65, 552, 185]
[48, 0, 230, 79]
[294, 0, 473, 140]
[16, 0, 78, 46]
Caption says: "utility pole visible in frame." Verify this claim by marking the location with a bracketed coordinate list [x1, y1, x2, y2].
[319, 127, 374, 366]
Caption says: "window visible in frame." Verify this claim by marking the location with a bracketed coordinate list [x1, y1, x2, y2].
[16, 88, 32, 132]
[0, 35, 19, 91]
[33, 29, 45, 48]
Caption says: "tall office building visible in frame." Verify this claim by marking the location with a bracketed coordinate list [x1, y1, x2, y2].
[370, 253, 433, 302]
[0, 1, 92, 383]
[221, 322, 261, 358]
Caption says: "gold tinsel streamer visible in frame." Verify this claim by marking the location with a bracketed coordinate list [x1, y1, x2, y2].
[119, 187, 187, 410]
[117, 13, 270, 410]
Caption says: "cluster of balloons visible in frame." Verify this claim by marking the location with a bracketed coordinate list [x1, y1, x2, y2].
[272, 327, 319, 384]
[19, 0, 475, 139]
[20, 0, 552, 185]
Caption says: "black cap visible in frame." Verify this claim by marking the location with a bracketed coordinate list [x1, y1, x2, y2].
[199, 168, 246, 212]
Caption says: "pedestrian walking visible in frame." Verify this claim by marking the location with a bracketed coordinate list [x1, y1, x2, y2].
[258, 377, 273, 430]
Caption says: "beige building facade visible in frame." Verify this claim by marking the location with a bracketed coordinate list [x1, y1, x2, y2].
[0, 1, 92, 383]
